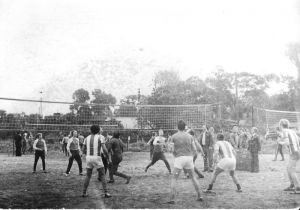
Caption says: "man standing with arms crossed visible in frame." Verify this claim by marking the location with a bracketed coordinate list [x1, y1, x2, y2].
[199, 125, 214, 172]
[169, 120, 203, 204]
[82, 125, 111, 198]
[279, 119, 300, 192]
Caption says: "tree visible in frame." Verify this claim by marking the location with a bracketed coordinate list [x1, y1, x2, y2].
[70, 88, 92, 121]
[286, 43, 300, 111]
[70, 88, 90, 113]
[286, 43, 300, 80]
[91, 89, 117, 116]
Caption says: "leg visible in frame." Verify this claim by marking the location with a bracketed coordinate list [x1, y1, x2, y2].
[253, 153, 259, 172]
[101, 154, 108, 174]
[97, 167, 110, 196]
[273, 144, 278, 161]
[74, 152, 83, 174]
[41, 151, 46, 171]
[203, 148, 208, 171]
[206, 167, 223, 190]
[83, 168, 93, 195]
[145, 152, 159, 172]
[279, 145, 284, 160]
[33, 152, 40, 172]
[250, 152, 254, 172]
[208, 148, 214, 171]
[229, 170, 242, 192]
[161, 153, 171, 173]
[287, 157, 300, 189]
[194, 167, 204, 178]
[66, 153, 75, 174]
[185, 169, 202, 201]
[170, 168, 181, 203]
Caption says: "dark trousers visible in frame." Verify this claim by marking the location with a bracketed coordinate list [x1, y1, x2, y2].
[109, 157, 128, 181]
[22, 142, 27, 154]
[146, 152, 171, 173]
[63, 143, 68, 156]
[150, 146, 154, 160]
[16, 146, 22, 156]
[203, 146, 213, 171]
[66, 150, 82, 174]
[33, 150, 45, 171]
[101, 154, 108, 174]
[250, 152, 259, 172]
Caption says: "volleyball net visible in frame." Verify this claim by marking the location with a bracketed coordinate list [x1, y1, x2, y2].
[0, 97, 221, 134]
[253, 107, 300, 131]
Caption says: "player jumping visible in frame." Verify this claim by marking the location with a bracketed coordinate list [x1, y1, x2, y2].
[204, 133, 242, 194]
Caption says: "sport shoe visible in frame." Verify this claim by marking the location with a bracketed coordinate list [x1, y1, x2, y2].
[32, 171, 36, 174]
[294, 187, 300, 191]
[168, 200, 175, 204]
[104, 193, 112, 198]
[197, 197, 203, 201]
[198, 174, 204, 179]
[64, 173, 70, 177]
[43, 170, 48, 173]
[236, 189, 242, 193]
[82, 193, 88, 197]
[79, 172, 84, 176]
[284, 186, 295, 191]
[108, 180, 115, 183]
[126, 176, 131, 184]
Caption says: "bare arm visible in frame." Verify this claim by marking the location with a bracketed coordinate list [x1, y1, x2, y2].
[44, 140, 48, 154]
[33, 140, 40, 151]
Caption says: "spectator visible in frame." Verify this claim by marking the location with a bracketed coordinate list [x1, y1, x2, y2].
[248, 127, 261, 173]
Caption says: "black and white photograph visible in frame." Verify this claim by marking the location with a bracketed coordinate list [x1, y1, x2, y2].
[0, 0, 300, 209]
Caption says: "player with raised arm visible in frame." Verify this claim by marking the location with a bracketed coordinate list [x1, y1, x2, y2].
[64, 130, 83, 176]
[169, 120, 203, 204]
[203, 133, 242, 194]
[279, 119, 300, 193]
[145, 129, 171, 174]
[81, 125, 111, 198]
[32, 133, 48, 173]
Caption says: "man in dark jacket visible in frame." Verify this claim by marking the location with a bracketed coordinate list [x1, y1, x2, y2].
[248, 127, 261, 172]
[199, 125, 214, 172]
[14, 132, 22, 156]
[107, 131, 131, 184]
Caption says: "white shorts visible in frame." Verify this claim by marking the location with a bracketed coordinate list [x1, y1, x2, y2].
[217, 158, 236, 171]
[86, 156, 103, 169]
[174, 156, 194, 170]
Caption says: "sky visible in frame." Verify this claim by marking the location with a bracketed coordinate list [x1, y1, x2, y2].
[0, 0, 299, 114]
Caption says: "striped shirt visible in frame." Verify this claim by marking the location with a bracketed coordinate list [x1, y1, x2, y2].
[214, 140, 235, 160]
[281, 128, 300, 155]
[83, 134, 105, 156]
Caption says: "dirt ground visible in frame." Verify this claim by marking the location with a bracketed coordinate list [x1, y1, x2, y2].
[0, 151, 299, 209]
